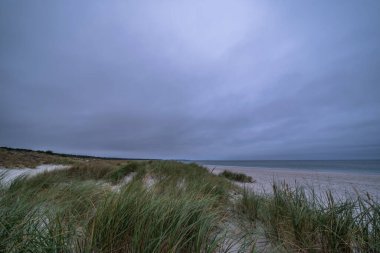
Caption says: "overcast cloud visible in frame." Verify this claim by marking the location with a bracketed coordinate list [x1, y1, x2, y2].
[1, 0, 380, 159]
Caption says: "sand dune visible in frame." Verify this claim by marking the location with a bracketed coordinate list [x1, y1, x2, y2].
[0, 164, 70, 185]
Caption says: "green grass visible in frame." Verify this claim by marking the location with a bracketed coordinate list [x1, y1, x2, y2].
[236, 182, 380, 252]
[86, 184, 223, 252]
[0, 147, 129, 168]
[1, 156, 379, 252]
[0, 161, 234, 253]
[107, 162, 139, 183]
[220, 170, 254, 183]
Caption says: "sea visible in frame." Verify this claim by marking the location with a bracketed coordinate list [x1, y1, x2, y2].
[194, 160, 380, 175]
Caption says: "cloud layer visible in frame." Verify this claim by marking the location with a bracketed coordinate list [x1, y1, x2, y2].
[1, 0, 380, 159]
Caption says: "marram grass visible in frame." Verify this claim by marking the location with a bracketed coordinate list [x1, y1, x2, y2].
[0, 161, 232, 253]
[1, 160, 379, 252]
[236, 182, 380, 252]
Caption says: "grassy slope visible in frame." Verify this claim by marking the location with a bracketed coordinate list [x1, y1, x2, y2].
[0, 148, 72, 167]
[0, 149, 237, 252]
[236, 184, 380, 252]
[0, 147, 130, 168]
[1, 148, 379, 252]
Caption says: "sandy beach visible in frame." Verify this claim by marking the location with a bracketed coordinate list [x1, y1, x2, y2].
[205, 165, 380, 201]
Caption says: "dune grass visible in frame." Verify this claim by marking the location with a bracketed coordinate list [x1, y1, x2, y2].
[0, 161, 235, 253]
[0, 147, 130, 168]
[220, 170, 254, 183]
[236, 182, 380, 252]
[0, 148, 73, 168]
[86, 184, 224, 253]
[1, 155, 379, 252]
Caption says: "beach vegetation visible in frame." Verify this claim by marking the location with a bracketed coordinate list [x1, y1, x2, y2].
[236, 182, 380, 252]
[1, 148, 379, 252]
[220, 170, 254, 183]
[0, 160, 235, 252]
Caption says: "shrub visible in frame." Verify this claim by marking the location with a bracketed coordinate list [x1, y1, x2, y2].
[220, 170, 254, 183]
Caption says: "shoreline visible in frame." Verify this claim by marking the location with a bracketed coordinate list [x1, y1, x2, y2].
[202, 163, 380, 177]
[201, 163, 380, 176]
[203, 164, 380, 200]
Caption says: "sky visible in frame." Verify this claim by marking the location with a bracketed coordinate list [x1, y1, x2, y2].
[1, 0, 380, 160]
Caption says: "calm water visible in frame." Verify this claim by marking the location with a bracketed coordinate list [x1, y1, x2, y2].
[195, 160, 380, 175]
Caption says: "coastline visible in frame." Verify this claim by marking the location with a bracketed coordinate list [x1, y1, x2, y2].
[204, 164, 380, 200]
[1, 146, 379, 252]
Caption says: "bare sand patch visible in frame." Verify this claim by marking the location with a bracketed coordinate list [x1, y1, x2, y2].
[0, 164, 70, 184]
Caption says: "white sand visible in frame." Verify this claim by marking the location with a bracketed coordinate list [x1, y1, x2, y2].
[206, 165, 380, 201]
[0, 164, 70, 185]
